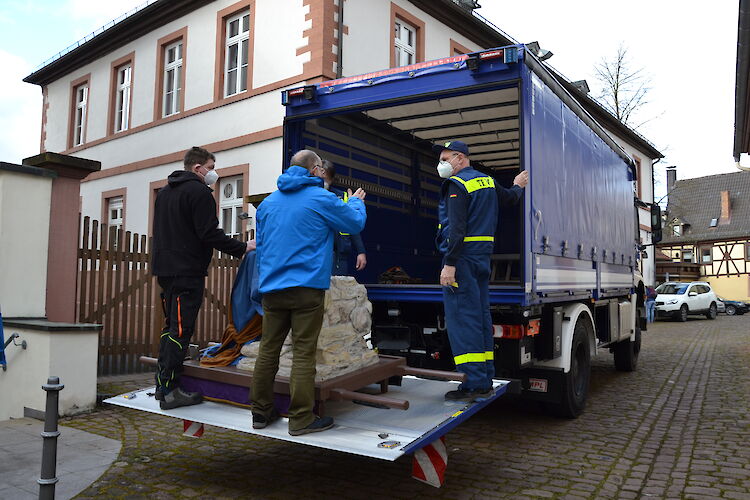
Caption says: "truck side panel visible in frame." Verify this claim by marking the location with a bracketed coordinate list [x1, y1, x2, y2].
[523, 64, 635, 300]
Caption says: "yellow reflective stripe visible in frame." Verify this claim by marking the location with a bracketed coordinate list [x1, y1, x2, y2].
[485, 350, 494, 361]
[454, 352, 488, 365]
[437, 224, 442, 229]
[340, 192, 350, 235]
[449, 175, 495, 193]
[463, 236, 495, 242]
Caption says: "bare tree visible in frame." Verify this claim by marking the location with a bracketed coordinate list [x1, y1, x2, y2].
[595, 44, 652, 129]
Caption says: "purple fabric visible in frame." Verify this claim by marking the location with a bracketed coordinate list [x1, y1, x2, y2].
[181, 376, 300, 414]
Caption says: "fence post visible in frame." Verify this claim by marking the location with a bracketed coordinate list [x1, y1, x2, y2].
[38, 376, 64, 500]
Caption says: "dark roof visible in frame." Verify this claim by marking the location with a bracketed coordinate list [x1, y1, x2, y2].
[660, 170, 750, 244]
[734, 0, 750, 160]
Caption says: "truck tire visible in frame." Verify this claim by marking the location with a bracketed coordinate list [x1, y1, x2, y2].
[726, 305, 736, 316]
[614, 327, 641, 372]
[676, 304, 688, 322]
[548, 316, 591, 419]
[705, 302, 717, 320]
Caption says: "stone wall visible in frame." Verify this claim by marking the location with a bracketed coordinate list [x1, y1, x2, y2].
[237, 277, 378, 381]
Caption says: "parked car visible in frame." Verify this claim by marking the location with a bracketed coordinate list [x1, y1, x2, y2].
[654, 282, 719, 321]
[716, 297, 749, 316]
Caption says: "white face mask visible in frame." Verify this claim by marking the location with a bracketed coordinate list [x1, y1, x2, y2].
[437, 160, 454, 179]
[203, 169, 219, 186]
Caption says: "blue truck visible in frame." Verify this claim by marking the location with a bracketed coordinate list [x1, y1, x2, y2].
[282, 44, 659, 418]
[108, 46, 662, 483]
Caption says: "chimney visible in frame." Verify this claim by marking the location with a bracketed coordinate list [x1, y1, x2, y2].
[719, 190, 731, 224]
[666, 166, 677, 194]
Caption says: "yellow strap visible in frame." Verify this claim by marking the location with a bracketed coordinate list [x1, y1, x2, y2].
[454, 352, 488, 365]
[485, 350, 494, 361]
[450, 175, 495, 193]
[463, 236, 495, 242]
[339, 232, 350, 236]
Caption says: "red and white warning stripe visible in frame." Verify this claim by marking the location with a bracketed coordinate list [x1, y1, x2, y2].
[182, 420, 204, 438]
[411, 436, 447, 487]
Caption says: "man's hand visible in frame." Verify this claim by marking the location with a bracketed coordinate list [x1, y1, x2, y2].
[355, 253, 367, 270]
[440, 265, 457, 287]
[348, 188, 367, 200]
[246, 240, 256, 253]
[513, 170, 529, 188]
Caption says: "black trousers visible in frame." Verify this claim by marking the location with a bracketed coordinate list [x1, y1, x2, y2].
[155, 276, 205, 392]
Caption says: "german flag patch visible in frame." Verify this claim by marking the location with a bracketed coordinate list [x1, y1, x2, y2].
[449, 194, 458, 198]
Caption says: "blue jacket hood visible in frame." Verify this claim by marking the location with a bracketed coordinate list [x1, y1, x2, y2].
[277, 165, 323, 192]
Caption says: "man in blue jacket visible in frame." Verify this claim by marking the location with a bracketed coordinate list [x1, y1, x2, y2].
[435, 140, 527, 403]
[251, 149, 367, 435]
[320, 160, 367, 275]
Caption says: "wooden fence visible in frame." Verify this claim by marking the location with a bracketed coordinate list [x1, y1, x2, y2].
[77, 216, 241, 376]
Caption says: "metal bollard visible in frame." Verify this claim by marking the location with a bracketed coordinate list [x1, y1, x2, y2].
[39, 376, 64, 500]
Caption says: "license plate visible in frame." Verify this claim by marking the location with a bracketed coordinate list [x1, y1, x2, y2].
[528, 378, 548, 392]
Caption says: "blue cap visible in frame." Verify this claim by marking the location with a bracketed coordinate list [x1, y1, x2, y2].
[432, 140, 470, 155]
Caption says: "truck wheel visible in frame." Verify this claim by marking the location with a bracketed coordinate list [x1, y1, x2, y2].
[549, 317, 591, 418]
[676, 305, 688, 322]
[726, 305, 736, 316]
[614, 327, 641, 372]
[705, 303, 717, 320]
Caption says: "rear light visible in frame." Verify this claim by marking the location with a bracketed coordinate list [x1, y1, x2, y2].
[493, 319, 541, 339]
[281, 85, 317, 105]
[478, 49, 503, 60]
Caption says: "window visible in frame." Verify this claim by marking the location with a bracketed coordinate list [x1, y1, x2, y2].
[450, 39, 471, 56]
[672, 224, 681, 236]
[682, 250, 694, 263]
[108, 196, 124, 247]
[394, 19, 416, 66]
[219, 175, 244, 237]
[73, 83, 88, 146]
[224, 11, 250, 97]
[746, 243, 750, 261]
[163, 41, 183, 117]
[701, 247, 712, 263]
[114, 64, 132, 132]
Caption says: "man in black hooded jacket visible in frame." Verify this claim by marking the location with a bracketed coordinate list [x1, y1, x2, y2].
[152, 146, 252, 409]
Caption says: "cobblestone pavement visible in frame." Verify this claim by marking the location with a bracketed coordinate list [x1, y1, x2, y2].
[63, 315, 750, 499]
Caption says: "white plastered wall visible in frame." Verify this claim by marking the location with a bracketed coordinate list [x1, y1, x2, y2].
[79, 136, 283, 235]
[0, 170, 52, 317]
[0, 327, 98, 421]
[43, 0, 309, 154]
[341, 0, 484, 77]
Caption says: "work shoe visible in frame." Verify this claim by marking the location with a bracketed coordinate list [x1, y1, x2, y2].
[444, 387, 493, 403]
[288, 416, 334, 436]
[252, 409, 280, 429]
[159, 388, 203, 410]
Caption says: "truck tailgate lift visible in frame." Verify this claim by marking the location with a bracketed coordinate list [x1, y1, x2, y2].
[106, 377, 509, 485]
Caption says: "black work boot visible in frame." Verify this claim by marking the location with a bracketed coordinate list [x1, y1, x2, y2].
[444, 387, 493, 403]
[159, 387, 203, 410]
[252, 408, 281, 429]
[288, 416, 334, 436]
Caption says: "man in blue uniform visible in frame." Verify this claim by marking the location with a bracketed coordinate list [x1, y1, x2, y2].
[435, 140, 528, 402]
[319, 160, 367, 275]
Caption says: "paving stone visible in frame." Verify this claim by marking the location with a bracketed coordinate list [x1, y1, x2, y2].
[1, 315, 743, 499]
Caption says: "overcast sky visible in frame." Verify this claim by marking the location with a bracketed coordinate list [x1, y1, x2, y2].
[0, 0, 741, 196]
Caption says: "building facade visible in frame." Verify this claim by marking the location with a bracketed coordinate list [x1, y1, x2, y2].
[24, 0, 662, 282]
[657, 171, 750, 300]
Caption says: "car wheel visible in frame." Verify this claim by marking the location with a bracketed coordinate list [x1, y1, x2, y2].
[706, 302, 717, 320]
[676, 304, 688, 322]
[726, 305, 736, 316]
